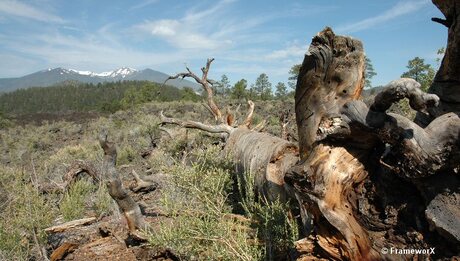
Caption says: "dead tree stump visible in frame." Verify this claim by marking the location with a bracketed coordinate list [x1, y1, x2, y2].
[286, 26, 460, 260]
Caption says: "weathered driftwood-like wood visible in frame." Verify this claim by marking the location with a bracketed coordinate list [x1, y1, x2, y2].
[224, 128, 298, 203]
[45, 217, 97, 233]
[63, 161, 100, 191]
[295, 27, 365, 158]
[287, 23, 460, 260]
[165, 58, 224, 123]
[49, 242, 78, 261]
[98, 132, 146, 232]
[286, 27, 382, 261]
[415, 0, 460, 126]
[341, 78, 459, 178]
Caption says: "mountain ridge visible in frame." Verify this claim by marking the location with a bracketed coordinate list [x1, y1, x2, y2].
[0, 67, 200, 92]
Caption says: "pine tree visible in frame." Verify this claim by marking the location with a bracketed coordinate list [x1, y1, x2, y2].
[364, 57, 377, 89]
[231, 79, 247, 100]
[401, 57, 435, 91]
[275, 82, 287, 99]
[254, 73, 272, 100]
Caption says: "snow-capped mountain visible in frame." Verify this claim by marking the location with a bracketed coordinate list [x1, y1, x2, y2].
[67, 67, 138, 78]
[0, 67, 200, 92]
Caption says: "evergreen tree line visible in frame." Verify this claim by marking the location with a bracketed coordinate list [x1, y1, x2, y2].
[0, 80, 200, 115]
[213, 73, 294, 101]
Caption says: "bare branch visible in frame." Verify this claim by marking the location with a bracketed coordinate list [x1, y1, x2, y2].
[431, 17, 451, 27]
[63, 160, 100, 191]
[164, 58, 224, 123]
[251, 119, 266, 132]
[241, 100, 255, 128]
[130, 170, 156, 193]
[160, 111, 233, 134]
[371, 78, 439, 113]
[45, 217, 97, 233]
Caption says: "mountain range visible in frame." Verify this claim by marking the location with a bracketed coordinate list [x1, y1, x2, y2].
[0, 67, 200, 92]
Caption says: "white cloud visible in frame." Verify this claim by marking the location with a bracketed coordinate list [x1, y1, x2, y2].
[133, 0, 239, 50]
[144, 19, 179, 36]
[265, 44, 307, 60]
[336, 0, 428, 33]
[129, 0, 159, 10]
[0, 0, 65, 23]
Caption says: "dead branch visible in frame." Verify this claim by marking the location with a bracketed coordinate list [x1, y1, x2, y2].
[241, 100, 255, 128]
[45, 217, 97, 233]
[370, 78, 439, 114]
[98, 131, 147, 232]
[251, 120, 266, 132]
[166, 58, 224, 123]
[130, 170, 156, 193]
[160, 111, 233, 134]
[63, 160, 100, 191]
[340, 78, 459, 178]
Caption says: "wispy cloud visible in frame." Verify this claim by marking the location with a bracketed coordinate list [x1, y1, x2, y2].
[129, 0, 160, 11]
[336, 0, 428, 33]
[0, 0, 65, 23]
[265, 43, 307, 60]
[133, 0, 249, 50]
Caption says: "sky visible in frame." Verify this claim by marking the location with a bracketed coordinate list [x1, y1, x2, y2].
[0, 0, 447, 87]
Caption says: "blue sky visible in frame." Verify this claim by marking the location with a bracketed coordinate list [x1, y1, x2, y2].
[0, 0, 446, 87]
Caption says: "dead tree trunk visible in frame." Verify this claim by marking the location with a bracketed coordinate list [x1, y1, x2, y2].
[98, 131, 147, 232]
[415, 0, 460, 126]
[286, 25, 460, 260]
[161, 59, 299, 206]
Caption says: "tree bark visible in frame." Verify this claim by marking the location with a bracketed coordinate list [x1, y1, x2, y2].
[98, 131, 147, 232]
[286, 26, 460, 261]
[415, 0, 460, 126]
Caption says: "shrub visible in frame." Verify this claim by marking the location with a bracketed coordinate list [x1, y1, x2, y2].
[147, 146, 263, 260]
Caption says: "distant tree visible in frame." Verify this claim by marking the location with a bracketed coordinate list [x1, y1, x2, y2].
[231, 79, 247, 100]
[275, 82, 287, 99]
[288, 64, 302, 89]
[181, 87, 200, 102]
[401, 57, 435, 91]
[248, 84, 257, 100]
[254, 73, 272, 100]
[218, 74, 231, 97]
[364, 57, 377, 89]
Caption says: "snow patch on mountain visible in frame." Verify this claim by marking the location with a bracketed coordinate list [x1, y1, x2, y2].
[67, 67, 138, 78]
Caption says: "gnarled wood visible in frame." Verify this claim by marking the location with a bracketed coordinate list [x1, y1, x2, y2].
[295, 27, 365, 159]
[415, 0, 460, 126]
[224, 128, 299, 203]
[341, 78, 459, 178]
[98, 131, 147, 232]
[166, 58, 224, 123]
[287, 24, 460, 261]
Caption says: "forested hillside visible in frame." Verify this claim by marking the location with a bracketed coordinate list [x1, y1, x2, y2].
[0, 81, 200, 115]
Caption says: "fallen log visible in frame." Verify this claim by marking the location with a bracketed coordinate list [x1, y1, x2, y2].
[160, 59, 300, 207]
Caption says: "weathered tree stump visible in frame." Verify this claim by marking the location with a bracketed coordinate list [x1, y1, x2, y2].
[286, 22, 459, 261]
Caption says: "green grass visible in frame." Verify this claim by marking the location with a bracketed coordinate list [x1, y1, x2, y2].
[147, 145, 299, 260]
[0, 166, 56, 260]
